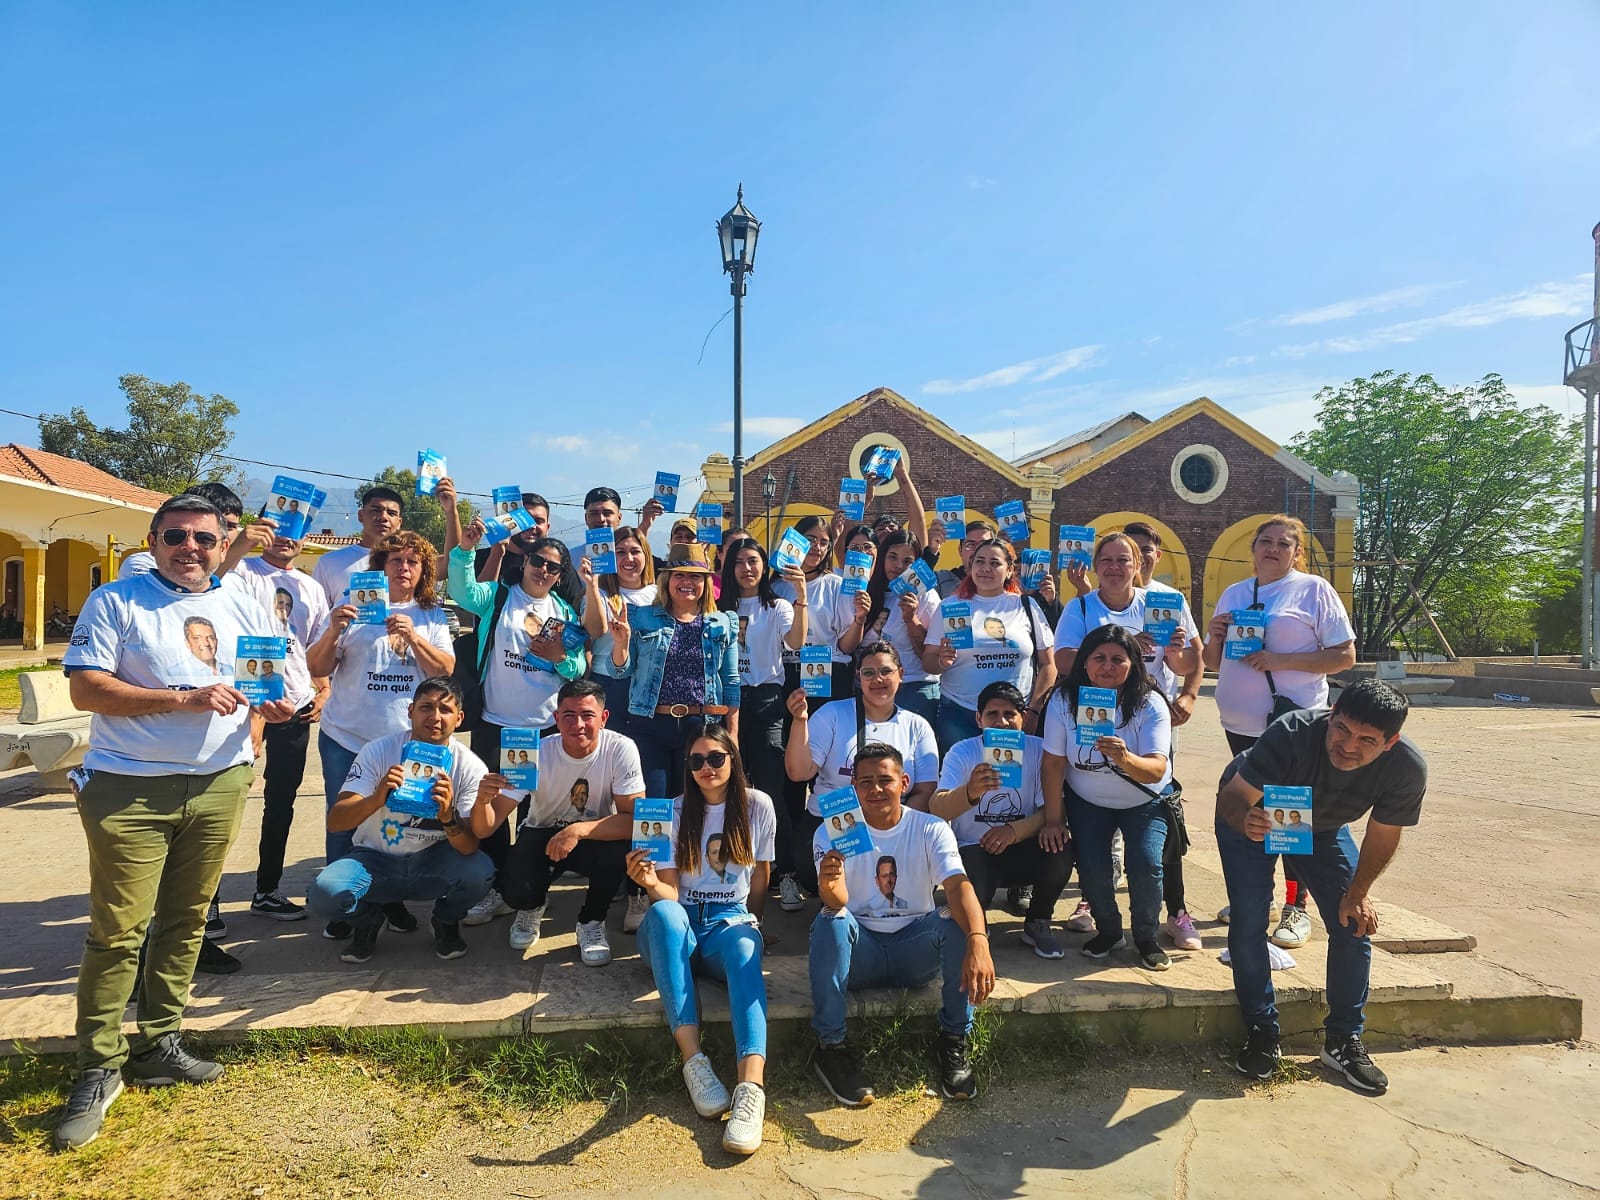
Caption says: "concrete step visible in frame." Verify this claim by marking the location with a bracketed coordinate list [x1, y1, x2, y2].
[1472, 663, 1600, 684]
[1441, 676, 1600, 706]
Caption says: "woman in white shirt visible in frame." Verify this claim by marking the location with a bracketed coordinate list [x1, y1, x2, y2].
[627, 727, 774, 1156]
[580, 525, 658, 736]
[1040, 624, 1172, 972]
[860, 530, 940, 726]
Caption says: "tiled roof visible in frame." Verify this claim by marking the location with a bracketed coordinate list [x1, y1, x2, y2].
[0, 444, 169, 509]
[304, 533, 362, 547]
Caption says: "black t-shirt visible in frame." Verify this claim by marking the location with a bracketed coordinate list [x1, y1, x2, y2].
[1222, 709, 1426, 833]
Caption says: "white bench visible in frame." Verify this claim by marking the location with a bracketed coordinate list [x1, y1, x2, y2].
[0, 671, 90, 787]
[1375, 659, 1456, 701]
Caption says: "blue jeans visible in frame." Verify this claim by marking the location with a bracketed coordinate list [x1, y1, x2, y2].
[933, 699, 980, 758]
[1215, 818, 1371, 1041]
[809, 907, 972, 1043]
[318, 730, 360, 864]
[1066, 792, 1166, 946]
[309, 842, 495, 930]
[895, 679, 940, 727]
[638, 899, 767, 1060]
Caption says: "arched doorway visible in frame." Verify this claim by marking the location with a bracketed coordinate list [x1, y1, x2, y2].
[1203, 516, 1332, 622]
[1084, 511, 1194, 601]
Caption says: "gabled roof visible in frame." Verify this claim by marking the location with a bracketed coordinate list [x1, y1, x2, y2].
[1013, 411, 1149, 466]
[0, 444, 169, 510]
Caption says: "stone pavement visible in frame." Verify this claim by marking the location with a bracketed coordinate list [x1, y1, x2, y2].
[0, 694, 1588, 1055]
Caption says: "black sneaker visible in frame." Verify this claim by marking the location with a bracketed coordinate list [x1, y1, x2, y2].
[203, 898, 226, 941]
[432, 918, 468, 960]
[383, 902, 419, 933]
[322, 920, 353, 940]
[1004, 884, 1034, 918]
[53, 1068, 124, 1150]
[126, 1033, 224, 1087]
[933, 1032, 977, 1101]
[1232, 1026, 1282, 1080]
[1321, 1034, 1388, 1093]
[813, 1041, 874, 1107]
[1081, 931, 1127, 959]
[341, 923, 380, 964]
[250, 891, 307, 921]
[1136, 941, 1171, 972]
[195, 939, 241, 975]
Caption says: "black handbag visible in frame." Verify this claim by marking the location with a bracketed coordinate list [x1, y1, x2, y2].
[1252, 579, 1301, 725]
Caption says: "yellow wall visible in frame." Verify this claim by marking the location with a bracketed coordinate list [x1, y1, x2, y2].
[1083, 511, 1194, 600]
[45, 540, 100, 612]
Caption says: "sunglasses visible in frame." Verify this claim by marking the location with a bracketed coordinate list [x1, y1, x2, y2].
[687, 751, 729, 770]
[527, 558, 563, 574]
[857, 666, 898, 680]
[160, 528, 220, 549]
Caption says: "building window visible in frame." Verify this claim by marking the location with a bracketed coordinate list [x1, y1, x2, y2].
[1170, 443, 1228, 504]
[89, 564, 103, 590]
[846, 432, 911, 497]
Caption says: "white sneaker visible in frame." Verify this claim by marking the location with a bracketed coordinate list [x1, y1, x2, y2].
[462, 888, 512, 927]
[778, 874, 805, 913]
[576, 920, 612, 966]
[1271, 905, 1313, 949]
[623, 892, 651, 934]
[722, 1080, 765, 1155]
[682, 1051, 730, 1118]
[509, 907, 543, 951]
[1065, 900, 1095, 933]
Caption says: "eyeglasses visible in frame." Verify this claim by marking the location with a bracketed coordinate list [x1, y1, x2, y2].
[687, 751, 729, 770]
[528, 558, 563, 574]
[857, 666, 898, 680]
[160, 528, 219, 549]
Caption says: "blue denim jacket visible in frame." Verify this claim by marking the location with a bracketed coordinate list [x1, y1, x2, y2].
[597, 605, 741, 718]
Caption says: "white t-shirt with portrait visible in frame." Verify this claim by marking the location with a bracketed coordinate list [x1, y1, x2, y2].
[240, 556, 331, 710]
[802, 699, 939, 817]
[120, 550, 276, 618]
[1209, 570, 1356, 736]
[483, 586, 573, 729]
[933, 592, 1054, 711]
[312, 544, 373, 610]
[812, 806, 964, 933]
[1053, 587, 1201, 699]
[522, 728, 645, 829]
[1042, 689, 1172, 810]
[341, 731, 488, 857]
[775, 572, 855, 664]
[861, 588, 941, 684]
[735, 596, 794, 687]
[315, 601, 456, 753]
[937, 732, 1046, 848]
[64, 572, 278, 776]
[671, 788, 777, 907]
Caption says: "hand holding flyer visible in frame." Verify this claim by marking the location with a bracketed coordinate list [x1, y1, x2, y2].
[1075, 686, 1117, 747]
[1057, 525, 1095, 570]
[585, 527, 617, 574]
[389, 741, 453, 818]
[695, 502, 724, 545]
[934, 495, 965, 541]
[888, 558, 936, 599]
[264, 475, 318, 540]
[818, 787, 874, 858]
[771, 527, 812, 572]
[1019, 548, 1051, 592]
[632, 797, 674, 866]
[983, 728, 1024, 788]
[1263, 785, 1312, 855]
[500, 728, 539, 797]
[840, 549, 874, 595]
[799, 645, 832, 697]
[347, 571, 390, 624]
[838, 478, 866, 523]
[654, 472, 681, 512]
[995, 500, 1030, 545]
[416, 450, 446, 497]
[235, 637, 287, 703]
[863, 445, 901, 484]
[1225, 611, 1267, 659]
[1144, 590, 1183, 647]
[942, 600, 973, 649]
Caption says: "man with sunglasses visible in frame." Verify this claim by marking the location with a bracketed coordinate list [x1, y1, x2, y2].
[312, 486, 407, 608]
[57, 494, 300, 1151]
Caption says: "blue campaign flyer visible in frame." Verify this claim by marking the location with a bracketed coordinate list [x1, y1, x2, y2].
[817, 786, 875, 858]
[586, 526, 617, 574]
[390, 741, 453, 818]
[1263, 785, 1313, 855]
[983, 727, 1025, 788]
[935, 495, 965, 541]
[483, 505, 534, 547]
[840, 549, 874, 595]
[530, 617, 586, 672]
[838, 478, 866, 522]
[695, 502, 723, 545]
[942, 600, 973, 649]
[491, 485, 523, 519]
[995, 499, 1030, 544]
[500, 727, 539, 795]
[654, 471, 681, 513]
[889, 558, 936, 599]
[264, 475, 318, 540]
[771, 527, 811, 573]
[1075, 686, 1117, 747]
[1057, 525, 1096, 570]
[416, 449, 446, 497]
[632, 797, 675, 866]
[1144, 590, 1184, 647]
[303, 487, 328, 533]
[1225, 610, 1267, 660]
[347, 571, 389, 624]
[235, 636, 287, 703]
[1019, 548, 1051, 592]
[799, 645, 832, 697]
[863, 445, 900, 483]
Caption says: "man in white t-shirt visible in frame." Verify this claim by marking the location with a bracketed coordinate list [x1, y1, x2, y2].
[311, 486, 405, 609]
[55, 495, 300, 1153]
[474, 680, 645, 963]
[808, 744, 995, 1109]
[308, 676, 494, 965]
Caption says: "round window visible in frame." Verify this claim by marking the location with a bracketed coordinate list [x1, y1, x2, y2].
[1169, 443, 1228, 504]
[1178, 453, 1216, 494]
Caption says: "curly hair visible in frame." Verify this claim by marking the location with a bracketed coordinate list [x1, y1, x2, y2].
[368, 531, 439, 609]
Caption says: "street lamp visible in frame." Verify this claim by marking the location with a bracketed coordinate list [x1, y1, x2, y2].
[717, 185, 761, 529]
[762, 470, 778, 552]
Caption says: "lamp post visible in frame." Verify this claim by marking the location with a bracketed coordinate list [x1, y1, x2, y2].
[717, 185, 761, 530]
[762, 470, 777, 552]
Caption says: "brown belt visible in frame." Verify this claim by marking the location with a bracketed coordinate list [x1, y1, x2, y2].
[655, 704, 730, 718]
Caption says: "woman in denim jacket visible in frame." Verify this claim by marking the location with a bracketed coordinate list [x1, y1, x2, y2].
[602, 543, 740, 797]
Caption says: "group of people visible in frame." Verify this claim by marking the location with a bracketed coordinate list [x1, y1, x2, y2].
[52, 461, 1427, 1157]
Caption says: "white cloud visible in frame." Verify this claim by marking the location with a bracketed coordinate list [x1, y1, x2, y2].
[712, 415, 807, 440]
[1271, 282, 1457, 327]
[545, 434, 589, 453]
[923, 345, 1103, 396]
[966, 176, 998, 190]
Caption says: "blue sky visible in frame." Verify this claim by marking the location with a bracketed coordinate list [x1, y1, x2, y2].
[3, 3, 1596, 536]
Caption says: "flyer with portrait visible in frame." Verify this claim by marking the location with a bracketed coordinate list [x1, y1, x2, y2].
[942, 600, 973, 649]
[840, 549, 874, 595]
[390, 741, 453, 818]
[347, 571, 390, 624]
[585, 526, 616, 574]
[654, 471, 681, 512]
[491, 485, 522, 518]
[838, 478, 866, 523]
[935, 495, 965, 541]
[1144, 590, 1184, 647]
[1075, 685, 1117, 747]
[1057, 525, 1095, 570]
[695, 502, 723, 545]
[531, 617, 586, 671]
[799, 645, 832, 697]
[888, 558, 936, 599]
[771, 527, 812, 573]
[416, 449, 446, 497]
[234, 636, 287, 703]
[264, 475, 318, 540]
[303, 487, 328, 533]
[983, 727, 1024, 788]
[863, 445, 900, 484]
[1019, 548, 1051, 592]
[500, 727, 539, 796]
[632, 797, 675, 866]
[1225, 610, 1267, 660]
[995, 499, 1030, 545]
[482, 505, 534, 547]
[1263, 785, 1313, 855]
[817, 786, 875, 858]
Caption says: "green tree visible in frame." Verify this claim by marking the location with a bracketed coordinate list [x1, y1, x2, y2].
[1289, 372, 1581, 657]
[39, 374, 244, 493]
[363, 466, 477, 550]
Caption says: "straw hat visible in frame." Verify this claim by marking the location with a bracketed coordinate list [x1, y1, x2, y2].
[662, 543, 717, 575]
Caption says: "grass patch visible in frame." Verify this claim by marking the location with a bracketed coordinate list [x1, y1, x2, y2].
[0, 666, 45, 713]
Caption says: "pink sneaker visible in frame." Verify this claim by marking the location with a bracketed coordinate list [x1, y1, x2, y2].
[1065, 900, 1095, 933]
[1165, 910, 1202, 951]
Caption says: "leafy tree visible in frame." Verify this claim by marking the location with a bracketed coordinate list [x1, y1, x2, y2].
[1289, 372, 1581, 657]
[39, 374, 243, 493]
[363, 466, 477, 550]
